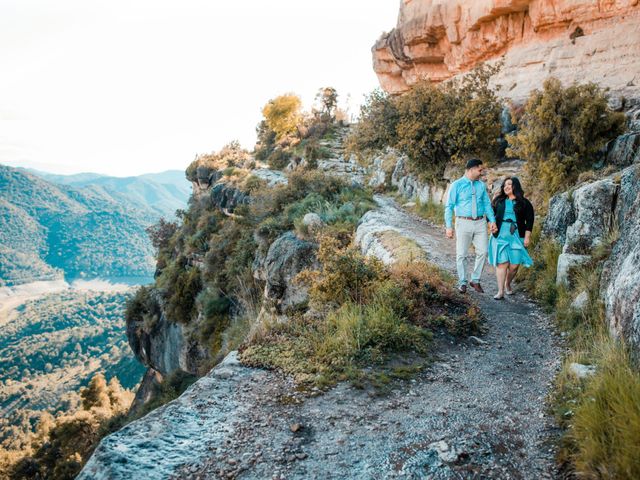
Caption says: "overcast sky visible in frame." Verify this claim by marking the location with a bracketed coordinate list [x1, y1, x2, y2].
[0, 1, 398, 176]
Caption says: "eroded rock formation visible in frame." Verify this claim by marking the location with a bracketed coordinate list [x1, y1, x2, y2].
[544, 163, 640, 351]
[373, 0, 640, 105]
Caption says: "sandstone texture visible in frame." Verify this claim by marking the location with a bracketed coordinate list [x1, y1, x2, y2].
[373, 0, 640, 105]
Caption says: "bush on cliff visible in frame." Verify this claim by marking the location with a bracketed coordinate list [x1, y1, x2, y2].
[507, 78, 626, 204]
[347, 65, 502, 182]
[240, 232, 480, 387]
[186, 141, 251, 182]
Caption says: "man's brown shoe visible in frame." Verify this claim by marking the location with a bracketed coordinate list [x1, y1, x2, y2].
[458, 284, 467, 293]
[469, 281, 484, 293]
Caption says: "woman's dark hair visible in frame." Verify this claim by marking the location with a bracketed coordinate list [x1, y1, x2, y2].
[492, 177, 526, 210]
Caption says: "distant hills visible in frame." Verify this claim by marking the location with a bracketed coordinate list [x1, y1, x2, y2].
[27, 168, 191, 219]
[0, 165, 190, 286]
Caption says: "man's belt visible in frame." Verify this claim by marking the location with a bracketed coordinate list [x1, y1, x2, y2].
[456, 216, 484, 221]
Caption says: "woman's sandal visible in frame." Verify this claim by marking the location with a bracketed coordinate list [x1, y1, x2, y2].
[493, 293, 505, 300]
[505, 288, 514, 295]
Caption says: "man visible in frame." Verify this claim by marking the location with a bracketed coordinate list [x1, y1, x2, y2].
[444, 159, 497, 293]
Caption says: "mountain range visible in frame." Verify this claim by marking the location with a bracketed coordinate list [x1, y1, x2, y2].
[0, 165, 191, 286]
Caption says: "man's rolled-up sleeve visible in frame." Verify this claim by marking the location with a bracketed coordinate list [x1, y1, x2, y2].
[444, 182, 456, 229]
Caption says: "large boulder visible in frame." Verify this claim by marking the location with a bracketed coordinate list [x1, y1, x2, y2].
[563, 178, 618, 254]
[602, 165, 640, 351]
[260, 231, 319, 315]
[543, 192, 575, 246]
[209, 183, 249, 213]
[556, 253, 591, 287]
[391, 157, 448, 204]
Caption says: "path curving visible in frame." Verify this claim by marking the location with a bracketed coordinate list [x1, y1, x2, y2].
[80, 195, 563, 480]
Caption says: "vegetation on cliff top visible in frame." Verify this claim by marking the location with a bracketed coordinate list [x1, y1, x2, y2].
[507, 77, 626, 205]
[346, 65, 503, 182]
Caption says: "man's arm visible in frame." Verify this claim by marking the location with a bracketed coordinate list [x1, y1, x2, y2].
[481, 184, 496, 223]
[444, 182, 456, 229]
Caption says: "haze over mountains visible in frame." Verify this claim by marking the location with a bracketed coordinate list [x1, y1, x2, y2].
[0, 165, 190, 286]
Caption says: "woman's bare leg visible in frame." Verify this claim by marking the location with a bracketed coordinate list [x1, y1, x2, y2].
[506, 264, 519, 293]
[495, 263, 509, 298]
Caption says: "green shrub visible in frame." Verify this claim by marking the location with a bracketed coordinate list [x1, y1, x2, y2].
[347, 66, 502, 182]
[507, 78, 626, 204]
[266, 148, 292, 170]
[346, 89, 399, 154]
[164, 266, 202, 324]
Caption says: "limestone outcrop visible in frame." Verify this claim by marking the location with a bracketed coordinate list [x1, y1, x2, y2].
[545, 164, 640, 352]
[254, 231, 319, 316]
[373, 0, 640, 105]
[602, 166, 640, 353]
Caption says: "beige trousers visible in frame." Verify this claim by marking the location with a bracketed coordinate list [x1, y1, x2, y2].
[455, 218, 488, 286]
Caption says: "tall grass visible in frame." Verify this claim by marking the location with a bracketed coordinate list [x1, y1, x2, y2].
[544, 241, 640, 478]
[412, 199, 445, 226]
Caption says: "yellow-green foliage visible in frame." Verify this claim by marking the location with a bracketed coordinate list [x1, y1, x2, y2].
[407, 199, 445, 226]
[262, 93, 303, 141]
[555, 333, 640, 480]
[347, 65, 502, 182]
[297, 233, 386, 306]
[507, 78, 626, 204]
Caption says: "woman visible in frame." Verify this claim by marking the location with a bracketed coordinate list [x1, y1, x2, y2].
[488, 177, 534, 300]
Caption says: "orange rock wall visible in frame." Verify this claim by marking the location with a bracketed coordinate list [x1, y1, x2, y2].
[373, 0, 640, 104]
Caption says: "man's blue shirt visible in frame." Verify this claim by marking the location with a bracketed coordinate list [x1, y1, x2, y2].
[444, 175, 496, 228]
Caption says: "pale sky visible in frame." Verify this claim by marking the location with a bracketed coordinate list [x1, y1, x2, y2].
[0, 1, 399, 176]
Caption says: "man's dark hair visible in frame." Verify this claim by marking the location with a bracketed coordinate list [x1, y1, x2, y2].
[465, 158, 483, 170]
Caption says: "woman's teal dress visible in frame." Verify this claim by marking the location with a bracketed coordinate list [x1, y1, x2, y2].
[488, 199, 533, 267]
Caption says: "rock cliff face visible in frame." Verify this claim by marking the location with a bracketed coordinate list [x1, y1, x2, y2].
[127, 167, 289, 383]
[373, 0, 640, 105]
[544, 164, 640, 351]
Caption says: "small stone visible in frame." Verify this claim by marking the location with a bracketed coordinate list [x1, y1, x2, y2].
[290, 423, 302, 433]
[569, 363, 596, 379]
[295, 453, 308, 460]
[469, 335, 488, 345]
[571, 291, 589, 310]
[302, 213, 325, 232]
[227, 459, 237, 466]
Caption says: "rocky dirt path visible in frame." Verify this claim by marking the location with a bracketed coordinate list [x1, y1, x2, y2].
[80, 195, 563, 480]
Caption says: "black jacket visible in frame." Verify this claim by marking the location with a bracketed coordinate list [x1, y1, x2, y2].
[492, 196, 535, 238]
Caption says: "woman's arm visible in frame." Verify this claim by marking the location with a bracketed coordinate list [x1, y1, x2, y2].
[524, 200, 534, 247]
